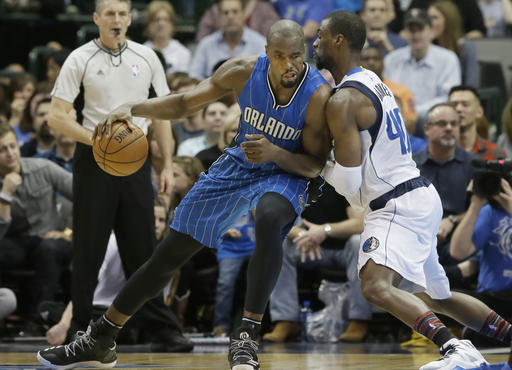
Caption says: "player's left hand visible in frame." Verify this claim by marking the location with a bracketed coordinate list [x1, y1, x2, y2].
[159, 164, 174, 195]
[241, 134, 279, 163]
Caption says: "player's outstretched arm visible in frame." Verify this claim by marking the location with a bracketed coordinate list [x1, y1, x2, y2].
[131, 57, 256, 120]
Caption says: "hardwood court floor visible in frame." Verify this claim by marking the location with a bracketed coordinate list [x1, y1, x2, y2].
[0, 342, 509, 369]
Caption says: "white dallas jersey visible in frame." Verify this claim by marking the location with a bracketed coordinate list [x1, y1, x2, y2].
[52, 39, 170, 134]
[339, 67, 420, 209]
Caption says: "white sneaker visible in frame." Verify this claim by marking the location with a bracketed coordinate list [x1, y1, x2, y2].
[419, 339, 488, 370]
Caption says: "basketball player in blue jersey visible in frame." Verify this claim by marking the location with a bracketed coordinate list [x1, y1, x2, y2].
[37, 20, 331, 370]
[313, 11, 512, 370]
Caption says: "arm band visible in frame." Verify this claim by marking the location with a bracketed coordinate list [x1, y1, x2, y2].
[323, 161, 362, 198]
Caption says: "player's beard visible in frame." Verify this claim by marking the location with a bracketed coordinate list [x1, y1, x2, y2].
[280, 77, 298, 88]
[314, 52, 329, 71]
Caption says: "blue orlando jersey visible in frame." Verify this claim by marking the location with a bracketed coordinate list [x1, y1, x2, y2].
[226, 54, 327, 171]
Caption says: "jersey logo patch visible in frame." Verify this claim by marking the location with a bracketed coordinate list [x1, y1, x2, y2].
[362, 236, 379, 253]
[131, 64, 140, 78]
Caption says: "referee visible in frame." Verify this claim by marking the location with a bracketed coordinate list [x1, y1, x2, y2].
[48, 0, 191, 351]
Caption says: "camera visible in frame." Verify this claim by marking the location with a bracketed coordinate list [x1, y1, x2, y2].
[472, 158, 512, 200]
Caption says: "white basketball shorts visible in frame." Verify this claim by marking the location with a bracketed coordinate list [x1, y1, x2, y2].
[358, 184, 451, 300]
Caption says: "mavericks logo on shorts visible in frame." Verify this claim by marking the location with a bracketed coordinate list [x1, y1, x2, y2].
[362, 236, 380, 253]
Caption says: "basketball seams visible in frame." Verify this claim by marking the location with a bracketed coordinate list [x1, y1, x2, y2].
[104, 131, 147, 155]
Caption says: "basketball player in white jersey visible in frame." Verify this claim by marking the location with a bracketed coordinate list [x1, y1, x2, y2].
[314, 11, 512, 369]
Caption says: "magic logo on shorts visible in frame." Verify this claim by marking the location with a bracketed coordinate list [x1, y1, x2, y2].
[362, 236, 380, 253]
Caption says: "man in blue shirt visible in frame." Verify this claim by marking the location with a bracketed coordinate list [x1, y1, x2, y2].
[413, 103, 475, 266]
[360, 0, 407, 56]
[383, 8, 461, 126]
[451, 175, 512, 349]
[189, 0, 266, 79]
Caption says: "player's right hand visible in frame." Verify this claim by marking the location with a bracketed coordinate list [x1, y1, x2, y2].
[93, 103, 134, 140]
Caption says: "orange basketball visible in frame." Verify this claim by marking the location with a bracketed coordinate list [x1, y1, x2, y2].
[93, 120, 148, 176]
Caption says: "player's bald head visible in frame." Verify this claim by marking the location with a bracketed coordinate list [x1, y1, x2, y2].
[267, 20, 304, 47]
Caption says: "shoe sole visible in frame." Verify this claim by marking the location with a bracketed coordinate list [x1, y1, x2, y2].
[232, 365, 258, 370]
[37, 352, 117, 369]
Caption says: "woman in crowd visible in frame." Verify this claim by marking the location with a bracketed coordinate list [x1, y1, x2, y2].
[428, 0, 480, 87]
[144, 0, 191, 75]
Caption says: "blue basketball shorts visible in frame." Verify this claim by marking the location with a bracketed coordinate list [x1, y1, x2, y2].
[170, 154, 308, 248]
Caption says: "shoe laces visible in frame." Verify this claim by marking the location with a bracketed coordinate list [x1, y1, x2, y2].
[64, 326, 96, 357]
[230, 334, 259, 361]
[438, 342, 460, 361]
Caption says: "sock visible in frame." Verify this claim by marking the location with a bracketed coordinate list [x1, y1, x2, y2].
[413, 311, 456, 348]
[96, 314, 123, 340]
[479, 311, 512, 345]
[241, 317, 261, 336]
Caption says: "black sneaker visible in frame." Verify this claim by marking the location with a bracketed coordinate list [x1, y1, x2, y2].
[37, 321, 117, 369]
[228, 326, 260, 370]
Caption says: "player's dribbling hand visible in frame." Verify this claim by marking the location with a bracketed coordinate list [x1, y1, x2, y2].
[93, 103, 135, 140]
[241, 134, 279, 163]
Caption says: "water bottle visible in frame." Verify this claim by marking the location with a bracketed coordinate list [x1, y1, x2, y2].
[299, 300, 312, 343]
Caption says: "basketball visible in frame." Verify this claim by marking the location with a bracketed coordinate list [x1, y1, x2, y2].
[93, 120, 148, 176]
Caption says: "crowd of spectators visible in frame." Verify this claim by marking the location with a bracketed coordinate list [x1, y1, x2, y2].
[0, 0, 512, 348]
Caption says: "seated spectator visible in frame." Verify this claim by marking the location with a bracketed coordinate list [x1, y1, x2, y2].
[196, 0, 280, 41]
[360, 46, 423, 149]
[450, 179, 512, 343]
[428, 1, 480, 87]
[189, 0, 266, 80]
[178, 101, 228, 157]
[361, 0, 407, 56]
[0, 124, 73, 322]
[497, 97, 512, 157]
[273, 0, 332, 55]
[7, 73, 36, 141]
[479, 0, 512, 36]
[196, 105, 240, 170]
[413, 103, 475, 266]
[383, 8, 461, 129]
[449, 85, 506, 160]
[264, 182, 369, 343]
[169, 77, 204, 148]
[167, 156, 206, 329]
[144, 1, 191, 75]
[46, 48, 71, 87]
[408, 0, 487, 38]
[44, 198, 170, 346]
[212, 210, 256, 337]
[35, 131, 75, 172]
[20, 95, 56, 157]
